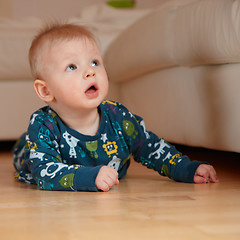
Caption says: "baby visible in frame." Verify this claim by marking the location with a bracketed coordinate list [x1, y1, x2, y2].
[13, 23, 218, 191]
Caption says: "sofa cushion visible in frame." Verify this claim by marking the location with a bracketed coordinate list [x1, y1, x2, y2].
[174, 0, 240, 66]
[0, 18, 40, 80]
[104, 0, 240, 83]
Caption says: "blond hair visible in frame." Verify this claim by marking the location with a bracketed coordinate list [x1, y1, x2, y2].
[29, 23, 95, 79]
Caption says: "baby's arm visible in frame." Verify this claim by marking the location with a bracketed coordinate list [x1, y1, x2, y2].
[194, 164, 219, 183]
[24, 110, 104, 191]
[95, 166, 119, 192]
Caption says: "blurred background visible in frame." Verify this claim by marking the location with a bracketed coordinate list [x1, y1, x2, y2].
[0, 0, 168, 20]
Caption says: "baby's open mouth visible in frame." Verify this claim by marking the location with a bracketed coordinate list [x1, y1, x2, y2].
[85, 84, 99, 98]
[85, 84, 97, 93]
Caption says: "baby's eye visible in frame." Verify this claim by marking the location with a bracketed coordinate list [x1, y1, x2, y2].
[66, 64, 77, 71]
[91, 60, 99, 67]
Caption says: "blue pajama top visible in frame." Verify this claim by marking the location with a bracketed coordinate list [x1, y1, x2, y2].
[13, 100, 203, 191]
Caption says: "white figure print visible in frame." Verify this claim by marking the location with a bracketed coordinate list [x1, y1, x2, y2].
[30, 114, 38, 125]
[163, 152, 172, 162]
[148, 139, 170, 160]
[140, 120, 150, 139]
[13, 146, 25, 171]
[29, 149, 45, 161]
[101, 133, 108, 143]
[40, 162, 73, 179]
[108, 156, 121, 171]
[63, 131, 79, 158]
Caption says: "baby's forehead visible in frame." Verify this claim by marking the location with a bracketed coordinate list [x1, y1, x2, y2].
[44, 36, 99, 53]
[38, 36, 101, 66]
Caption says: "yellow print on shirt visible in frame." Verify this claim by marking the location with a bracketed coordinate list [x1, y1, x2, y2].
[102, 100, 117, 106]
[103, 141, 118, 157]
[169, 154, 181, 165]
[26, 140, 38, 150]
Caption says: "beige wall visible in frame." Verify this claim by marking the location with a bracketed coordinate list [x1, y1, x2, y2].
[12, 0, 105, 20]
[0, 0, 12, 18]
[0, 0, 168, 20]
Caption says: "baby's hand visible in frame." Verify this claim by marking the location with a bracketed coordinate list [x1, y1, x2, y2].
[95, 166, 119, 192]
[194, 164, 219, 183]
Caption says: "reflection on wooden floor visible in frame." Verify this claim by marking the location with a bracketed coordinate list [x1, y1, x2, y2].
[0, 145, 239, 240]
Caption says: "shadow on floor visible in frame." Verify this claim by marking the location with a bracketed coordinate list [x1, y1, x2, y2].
[176, 144, 240, 175]
[0, 141, 15, 152]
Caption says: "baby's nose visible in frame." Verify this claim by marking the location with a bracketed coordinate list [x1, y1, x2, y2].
[84, 68, 96, 79]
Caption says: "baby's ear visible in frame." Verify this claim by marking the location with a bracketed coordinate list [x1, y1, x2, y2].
[34, 79, 54, 103]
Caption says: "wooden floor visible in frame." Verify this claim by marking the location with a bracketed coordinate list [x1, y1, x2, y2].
[0, 144, 240, 240]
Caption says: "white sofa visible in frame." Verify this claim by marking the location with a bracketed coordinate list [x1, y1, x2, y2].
[1, 0, 240, 154]
[104, 0, 240, 153]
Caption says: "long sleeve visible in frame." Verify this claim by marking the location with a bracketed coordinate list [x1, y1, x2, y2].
[116, 103, 203, 183]
[24, 109, 101, 191]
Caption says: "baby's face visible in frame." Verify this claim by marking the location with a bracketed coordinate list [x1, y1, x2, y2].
[40, 37, 109, 112]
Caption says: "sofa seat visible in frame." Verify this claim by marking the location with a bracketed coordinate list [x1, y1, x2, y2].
[104, 0, 240, 153]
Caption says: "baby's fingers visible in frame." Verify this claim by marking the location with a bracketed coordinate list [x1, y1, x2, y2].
[194, 164, 219, 184]
[100, 175, 119, 192]
[202, 164, 219, 183]
[99, 180, 111, 192]
[95, 166, 119, 192]
[106, 173, 119, 186]
[194, 175, 210, 183]
[208, 166, 219, 183]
